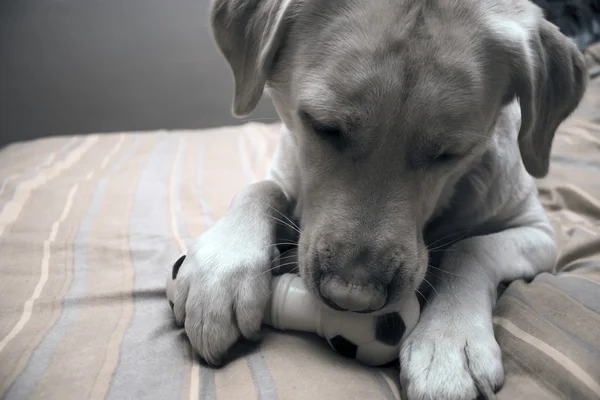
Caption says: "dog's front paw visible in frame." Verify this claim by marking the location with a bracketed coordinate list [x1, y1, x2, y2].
[171, 222, 277, 365]
[400, 313, 504, 400]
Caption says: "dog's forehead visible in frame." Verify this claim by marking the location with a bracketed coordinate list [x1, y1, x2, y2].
[298, 0, 488, 55]
[294, 0, 490, 127]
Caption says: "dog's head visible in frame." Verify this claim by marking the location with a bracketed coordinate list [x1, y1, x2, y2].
[211, 0, 586, 312]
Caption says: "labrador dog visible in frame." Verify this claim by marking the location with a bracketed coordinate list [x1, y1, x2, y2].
[172, 0, 587, 398]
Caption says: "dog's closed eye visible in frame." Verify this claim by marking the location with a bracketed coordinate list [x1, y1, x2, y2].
[427, 138, 483, 168]
[300, 110, 347, 151]
[431, 151, 461, 165]
[407, 146, 468, 171]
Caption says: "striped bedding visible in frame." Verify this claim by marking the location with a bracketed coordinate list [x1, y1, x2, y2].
[2, 55, 600, 400]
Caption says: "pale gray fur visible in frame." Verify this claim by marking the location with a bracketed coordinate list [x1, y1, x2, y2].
[172, 0, 587, 399]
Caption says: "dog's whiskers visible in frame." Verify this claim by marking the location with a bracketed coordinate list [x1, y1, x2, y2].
[265, 213, 302, 235]
[251, 265, 282, 280]
[275, 260, 299, 270]
[428, 248, 458, 254]
[266, 242, 299, 248]
[252, 263, 295, 281]
[428, 264, 463, 278]
[422, 277, 439, 297]
[426, 230, 467, 250]
[415, 289, 429, 306]
[275, 253, 298, 260]
[426, 269, 445, 281]
[268, 251, 297, 268]
[426, 228, 473, 252]
[267, 204, 301, 232]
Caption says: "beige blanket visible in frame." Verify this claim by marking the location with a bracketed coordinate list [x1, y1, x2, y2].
[1, 49, 600, 400]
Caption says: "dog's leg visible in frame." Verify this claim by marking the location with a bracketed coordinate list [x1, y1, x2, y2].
[400, 200, 557, 400]
[172, 127, 298, 365]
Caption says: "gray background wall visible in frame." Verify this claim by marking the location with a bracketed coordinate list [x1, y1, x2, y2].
[0, 0, 278, 148]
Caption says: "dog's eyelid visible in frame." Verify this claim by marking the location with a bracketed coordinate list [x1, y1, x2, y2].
[431, 137, 480, 162]
[299, 109, 348, 150]
[299, 109, 338, 129]
[429, 147, 463, 165]
[435, 152, 460, 162]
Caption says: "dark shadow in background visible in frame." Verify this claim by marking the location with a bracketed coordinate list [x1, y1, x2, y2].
[0, 0, 278, 147]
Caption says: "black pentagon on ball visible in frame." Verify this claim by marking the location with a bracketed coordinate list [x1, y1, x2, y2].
[172, 254, 186, 280]
[328, 335, 358, 358]
[375, 312, 406, 346]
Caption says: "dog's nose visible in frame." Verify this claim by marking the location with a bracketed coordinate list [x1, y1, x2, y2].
[319, 275, 386, 313]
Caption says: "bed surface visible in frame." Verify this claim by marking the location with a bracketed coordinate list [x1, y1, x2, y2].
[2, 49, 600, 400]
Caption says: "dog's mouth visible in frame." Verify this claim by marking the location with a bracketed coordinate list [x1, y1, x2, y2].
[289, 218, 428, 314]
[320, 297, 349, 312]
[296, 248, 422, 314]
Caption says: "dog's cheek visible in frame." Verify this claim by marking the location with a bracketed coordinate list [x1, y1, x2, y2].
[417, 173, 448, 222]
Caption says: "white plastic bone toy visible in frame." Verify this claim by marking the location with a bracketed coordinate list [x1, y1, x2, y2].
[166, 250, 420, 367]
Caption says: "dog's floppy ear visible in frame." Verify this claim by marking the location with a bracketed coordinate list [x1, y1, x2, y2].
[211, 0, 298, 117]
[511, 19, 587, 178]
